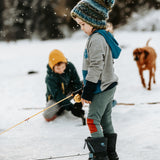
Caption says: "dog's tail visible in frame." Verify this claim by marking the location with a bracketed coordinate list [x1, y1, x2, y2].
[146, 38, 151, 46]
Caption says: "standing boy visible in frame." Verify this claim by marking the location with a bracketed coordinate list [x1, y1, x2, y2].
[71, 0, 121, 159]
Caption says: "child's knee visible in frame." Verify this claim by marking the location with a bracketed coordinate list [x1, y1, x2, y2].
[44, 115, 57, 122]
[43, 105, 59, 122]
[43, 110, 56, 122]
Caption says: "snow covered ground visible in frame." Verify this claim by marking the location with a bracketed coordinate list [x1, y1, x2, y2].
[0, 19, 160, 160]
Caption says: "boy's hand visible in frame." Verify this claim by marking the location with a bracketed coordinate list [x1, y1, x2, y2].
[81, 98, 91, 105]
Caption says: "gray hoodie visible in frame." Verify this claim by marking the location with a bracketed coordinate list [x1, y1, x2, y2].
[82, 32, 118, 94]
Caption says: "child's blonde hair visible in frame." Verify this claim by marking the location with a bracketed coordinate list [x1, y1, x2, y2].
[106, 22, 114, 33]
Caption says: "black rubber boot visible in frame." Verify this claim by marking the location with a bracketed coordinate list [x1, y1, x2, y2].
[85, 137, 109, 160]
[71, 102, 86, 125]
[104, 133, 119, 160]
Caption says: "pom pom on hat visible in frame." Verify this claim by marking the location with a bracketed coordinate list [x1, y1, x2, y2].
[49, 49, 67, 69]
[71, 0, 115, 29]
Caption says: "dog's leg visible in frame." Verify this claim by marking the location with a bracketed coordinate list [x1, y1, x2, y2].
[153, 64, 156, 84]
[148, 69, 153, 90]
[139, 68, 146, 88]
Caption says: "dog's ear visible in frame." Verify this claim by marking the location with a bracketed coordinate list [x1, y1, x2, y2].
[133, 48, 139, 55]
[144, 50, 149, 59]
[133, 48, 139, 61]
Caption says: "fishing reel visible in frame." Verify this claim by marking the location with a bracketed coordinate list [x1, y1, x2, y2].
[74, 94, 81, 103]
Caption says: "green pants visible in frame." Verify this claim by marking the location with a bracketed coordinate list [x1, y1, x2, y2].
[87, 86, 116, 137]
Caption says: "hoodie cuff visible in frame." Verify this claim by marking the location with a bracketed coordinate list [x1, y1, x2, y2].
[82, 80, 97, 101]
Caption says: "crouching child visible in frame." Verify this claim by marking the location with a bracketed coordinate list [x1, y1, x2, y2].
[43, 49, 86, 125]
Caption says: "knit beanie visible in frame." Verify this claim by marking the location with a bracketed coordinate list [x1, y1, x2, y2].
[71, 0, 115, 29]
[49, 49, 67, 69]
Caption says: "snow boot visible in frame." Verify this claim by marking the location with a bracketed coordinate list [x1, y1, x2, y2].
[104, 133, 119, 160]
[85, 137, 109, 160]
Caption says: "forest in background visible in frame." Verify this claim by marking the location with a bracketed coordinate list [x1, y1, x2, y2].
[0, 0, 160, 41]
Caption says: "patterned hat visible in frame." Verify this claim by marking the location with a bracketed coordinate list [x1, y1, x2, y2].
[71, 0, 115, 29]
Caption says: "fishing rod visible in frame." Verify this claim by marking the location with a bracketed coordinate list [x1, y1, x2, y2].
[35, 153, 88, 160]
[0, 89, 82, 136]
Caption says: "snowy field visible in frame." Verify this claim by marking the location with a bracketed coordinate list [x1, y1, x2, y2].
[0, 30, 160, 160]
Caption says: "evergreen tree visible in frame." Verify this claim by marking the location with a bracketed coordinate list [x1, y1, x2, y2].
[14, 0, 33, 39]
[2, 0, 17, 41]
[110, 0, 160, 27]
[1, 0, 160, 41]
[0, 0, 4, 29]
[0, 0, 4, 40]
[31, 0, 63, 40]
[66, 0, 80, 30]
[2, 0, 32, 41]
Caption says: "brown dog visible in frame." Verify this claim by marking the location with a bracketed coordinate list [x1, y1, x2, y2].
[133, 39, 157, 90]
